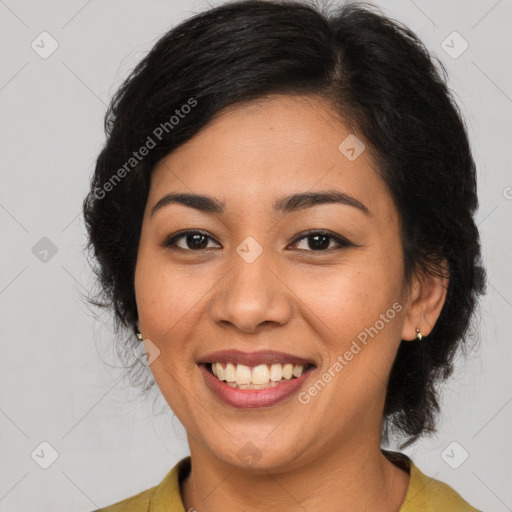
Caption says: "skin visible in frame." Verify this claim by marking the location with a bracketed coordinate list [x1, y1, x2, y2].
[134, 94, 448, 511]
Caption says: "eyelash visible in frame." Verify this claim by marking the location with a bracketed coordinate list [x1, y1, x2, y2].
[162, 229, 353, 253]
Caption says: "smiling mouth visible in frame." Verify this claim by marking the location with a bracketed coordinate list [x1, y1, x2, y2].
[203, 362, 316, 389]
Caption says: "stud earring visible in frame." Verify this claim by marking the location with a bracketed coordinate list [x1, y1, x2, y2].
[136, 330, 143, 341]
[416, 326, 423, 341]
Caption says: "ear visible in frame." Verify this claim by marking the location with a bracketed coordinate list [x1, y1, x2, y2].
[401, 260, 449, 341]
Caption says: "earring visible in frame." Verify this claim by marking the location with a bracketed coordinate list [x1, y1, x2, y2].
[136, 330, 143, 341]
[416, 326, 423, 341]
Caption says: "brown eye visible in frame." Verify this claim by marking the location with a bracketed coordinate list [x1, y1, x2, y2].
[290, 230, 353, 251]
[163, 230, 221, 251]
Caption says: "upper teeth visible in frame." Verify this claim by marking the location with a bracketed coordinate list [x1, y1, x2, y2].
[211, 362, 306, 385]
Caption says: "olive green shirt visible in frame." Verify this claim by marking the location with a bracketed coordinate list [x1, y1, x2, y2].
[91, 452, 479, 511]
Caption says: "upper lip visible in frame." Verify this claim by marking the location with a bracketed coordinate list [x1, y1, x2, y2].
[197, 350, 317, 367]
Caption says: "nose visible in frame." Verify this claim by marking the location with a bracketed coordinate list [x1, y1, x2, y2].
[209, 249, 293, 333]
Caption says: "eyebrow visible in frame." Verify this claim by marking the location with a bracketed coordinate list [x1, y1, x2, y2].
[150, 189, 370, 218]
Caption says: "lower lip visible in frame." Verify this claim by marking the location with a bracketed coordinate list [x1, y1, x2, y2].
[199, 364, 315, 409]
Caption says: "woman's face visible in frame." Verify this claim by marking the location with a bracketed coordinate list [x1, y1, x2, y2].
[134, 94, 423, 471]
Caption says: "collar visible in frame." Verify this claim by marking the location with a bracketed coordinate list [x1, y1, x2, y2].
[146, 451, 466, 511]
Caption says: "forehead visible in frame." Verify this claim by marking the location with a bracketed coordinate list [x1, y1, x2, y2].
[148, 94, 394, 220]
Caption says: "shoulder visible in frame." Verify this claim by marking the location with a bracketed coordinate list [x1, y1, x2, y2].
[383, 450, 479, 511]
[88, 456, 191, 512]
[89, 486, 155, 512]
[401, 457, 480, 511]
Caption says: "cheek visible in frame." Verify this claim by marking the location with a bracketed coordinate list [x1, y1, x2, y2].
[135, 249, 206, 337]
[134, 253, 204, 416]
[292, 253, 405, 401]
[294, 254, 403, 336]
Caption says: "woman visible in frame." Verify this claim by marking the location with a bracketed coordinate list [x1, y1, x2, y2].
[83, 0, 486, 510]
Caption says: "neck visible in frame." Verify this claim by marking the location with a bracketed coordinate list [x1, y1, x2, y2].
[181, 436, 409, 512]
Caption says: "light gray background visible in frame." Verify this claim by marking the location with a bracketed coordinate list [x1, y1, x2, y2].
[1, 0, 511, 511]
